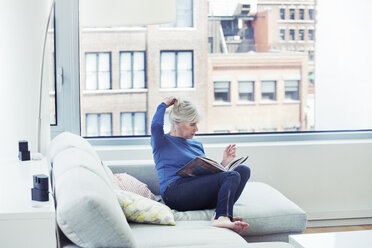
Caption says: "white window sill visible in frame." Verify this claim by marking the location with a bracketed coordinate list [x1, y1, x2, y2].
[83, 89, 148, 95]
[213, 102, 232, 106]
[237, 101, 256, 105]
[158, 88, 195, 92]
[259, 100, 278, 105]
[283, 100, 300, 104]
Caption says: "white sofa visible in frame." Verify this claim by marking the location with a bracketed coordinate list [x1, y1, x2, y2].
[48, 132, 305, 248]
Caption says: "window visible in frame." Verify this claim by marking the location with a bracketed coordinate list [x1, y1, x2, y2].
[120, 51, 145, 89]
[280, 29, 285, 40]
[289, 9, 295, 20]
[308, 50, 314, 61]
[285, 80, 299, 100]
[85, 52, 111, 90]
[239, 81, 254, 102]
[299, 9, 304, 20]
[280, 8, 285, 20]
[214, 81, 230, 102]
[160, 51, 193, 88]
[308, 29, 314, 41]
[208, 37, 213, 53]
[299, 29, 304, 41]
[121, 112, 146, 135]
[53, 0, 372, 139]
[261, 81, 276, 101]
[161, 0, 193, 27]
[309, 9, 314, 20]
[86, 113, 112, 137]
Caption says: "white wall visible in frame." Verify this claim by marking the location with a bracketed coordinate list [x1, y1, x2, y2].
[0, 0, 52, 161]
[315, 0, 372, 130]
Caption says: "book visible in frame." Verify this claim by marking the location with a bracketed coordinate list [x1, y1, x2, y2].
[175, 155, 249, 178]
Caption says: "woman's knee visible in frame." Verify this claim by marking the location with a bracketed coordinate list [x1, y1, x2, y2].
[220, 171, 241, 184]
[236, 165, 251, 180]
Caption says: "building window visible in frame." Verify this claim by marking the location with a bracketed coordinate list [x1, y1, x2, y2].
[285, 80, 300, 100]
[239, 81, 254, 101]
[160, 51, 193, 88]
[161, 0, 193, 27]
[299, 29, 305, 41]
[289, 9, 295, 20]
[308, 29, 314, 40]
[299, 9, 304, 20]
[280, 29, 285, 40]
[120, 51, 145, 89]
[309, 9, 314, 20]
[85, 52, 111, 90]
[289, 29, 295, 40]
[214, 81, 230, 102]
[86, 113, 112, 137]
[308, 50, 314, 61]
[261, 81, 276, 101]
[280, 8, 285, 20]
[208, 37, 213, 53]
[121, 112, 146, 135]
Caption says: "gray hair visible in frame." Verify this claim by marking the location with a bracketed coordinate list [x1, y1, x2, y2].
[169, 97, 201, 127]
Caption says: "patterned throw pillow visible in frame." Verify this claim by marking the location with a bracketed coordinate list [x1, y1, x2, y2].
[113, 173, 153, 199]
[116, 190, 176, 226]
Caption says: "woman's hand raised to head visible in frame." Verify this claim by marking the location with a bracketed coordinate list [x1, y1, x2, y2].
[165, 96, 177, 108]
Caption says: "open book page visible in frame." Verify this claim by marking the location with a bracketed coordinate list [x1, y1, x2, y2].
[226, 155, 249, 171]
[176, 156, 224, 177]
[176, 155, 249, 178]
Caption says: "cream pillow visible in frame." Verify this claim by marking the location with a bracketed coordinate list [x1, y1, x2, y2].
[113, 173, 153, 199]
[116, 190, 175, 226]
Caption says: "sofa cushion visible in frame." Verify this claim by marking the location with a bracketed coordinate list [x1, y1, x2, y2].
[55, 165, 136, 248]
[116, 190, 175, 225]
[234, 182, 307, 236]
[172, 182, 306, 237]
[129, 221, 248, 247]
[114, 173, 154, 199]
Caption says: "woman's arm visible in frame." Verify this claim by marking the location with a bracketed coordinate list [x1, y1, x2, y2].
[221, 144, 236, 167]
[151, 97, 176, 148]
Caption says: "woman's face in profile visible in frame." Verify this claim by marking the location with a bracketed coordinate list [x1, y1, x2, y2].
[178, 121, 198, 139]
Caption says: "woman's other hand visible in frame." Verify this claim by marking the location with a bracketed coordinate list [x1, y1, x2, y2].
[165, 97, 177, 108]
[221, 144, 236, 167]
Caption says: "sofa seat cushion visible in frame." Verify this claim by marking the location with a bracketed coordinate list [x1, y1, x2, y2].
[172, 182, 306, 237]
[130, 221, 248, 247]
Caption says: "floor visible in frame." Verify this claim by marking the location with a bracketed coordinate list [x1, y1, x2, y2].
[304, 224, 372, 234]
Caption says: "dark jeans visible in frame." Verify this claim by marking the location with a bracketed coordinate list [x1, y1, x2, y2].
[163, 165, 251, 220]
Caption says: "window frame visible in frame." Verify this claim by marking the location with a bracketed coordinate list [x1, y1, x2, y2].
[214, 81, 231, 103]
[53, 0, 372, 145]
[160, 50, 194, 89]
[119, 51, 146, 89]
[120, 112, 147, 136]
[85, 52, 112, 90]
[86, 113, 113, 137]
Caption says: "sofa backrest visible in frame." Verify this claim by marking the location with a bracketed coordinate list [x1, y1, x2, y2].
[48, 132, 136, 248]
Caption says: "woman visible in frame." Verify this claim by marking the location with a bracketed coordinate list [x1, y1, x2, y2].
[151, 97, 250, 233]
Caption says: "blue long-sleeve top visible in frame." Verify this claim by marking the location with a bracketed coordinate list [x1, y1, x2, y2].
[151, 102, 205, 197]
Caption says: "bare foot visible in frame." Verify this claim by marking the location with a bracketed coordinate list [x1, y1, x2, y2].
[232, 217, 243, 222]
[212, 216, 249, 233]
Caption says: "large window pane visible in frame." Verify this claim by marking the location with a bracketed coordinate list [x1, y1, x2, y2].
[120, 51, 145, 89]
